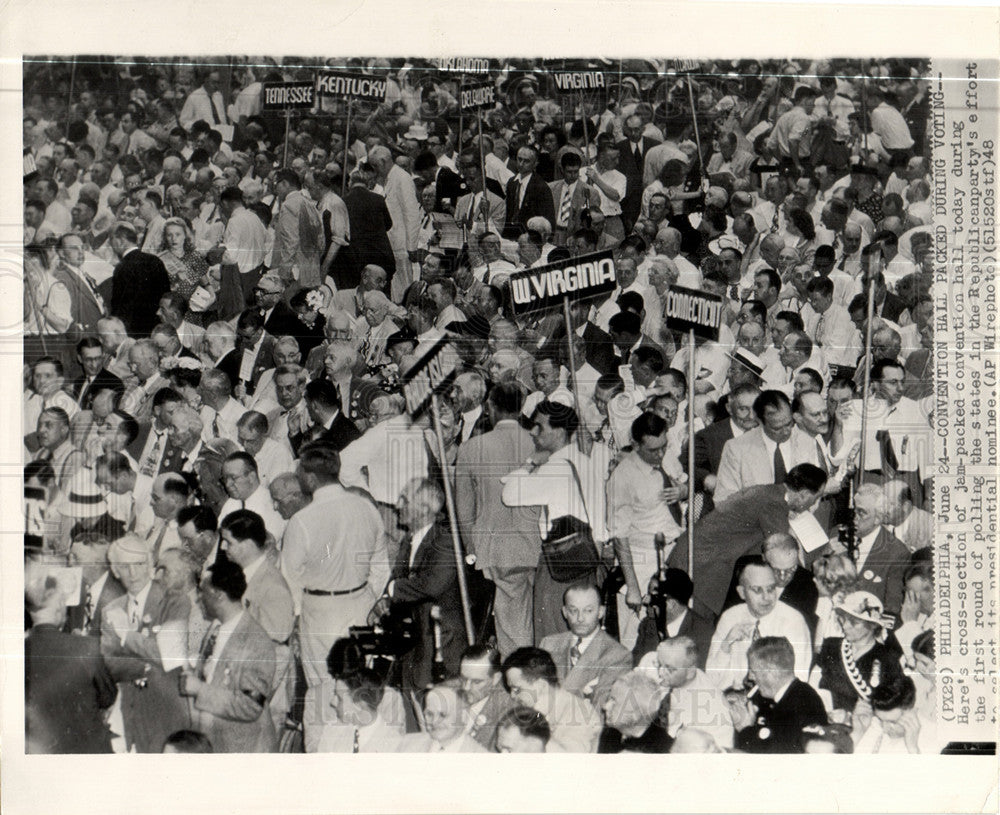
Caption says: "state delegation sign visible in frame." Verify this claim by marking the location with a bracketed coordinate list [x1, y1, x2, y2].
[663, 284, 723, 341]
[459, 82, 496, 112]
[401, 337, 460, 417]
[507, 250, 617, 316]
[262, 81, 316, 111]
[552, 71, 606, 92]
[314, 71, 388, 102]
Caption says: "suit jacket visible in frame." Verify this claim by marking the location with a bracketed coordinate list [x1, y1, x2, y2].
[616, 136, 661, 228]
[65, 570, 126, 637]
[735, 679, 827, 753]
[503, 172, 556, 239]
[237, 333, 276, 396]
[540, 629, 632, 710]
[690, 418, 736, 491]
[213, 349, 242, 393]
[192, 611, 278, 753]
[391, 522, 467, 691]
[467, 686, 516, 751]
[70, 368, 124, 411]
[454, 420, 540, 574]
[26, 624, 118, 753]
[714, 426, 825, 503]
[290, 409, 361, 455]
[51, 262, 106, 338]
[632, 606, 717, 670]
[261, 301, 304, 347]
[854, 527, 910, 615]
[667, 484, 792, 618]
[548, 179, 602, 241]
[881, 292, 906, 323]
[333, 186, 396, 290]
[433, 166, 468, 212]
[110, 249, 171, 336]
[100, 580, 192, 752]
[243, 557, 295, 645]
[540, 321, 617, 377]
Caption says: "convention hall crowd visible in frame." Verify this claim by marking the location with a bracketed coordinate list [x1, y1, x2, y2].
[22, 55, 940, 756]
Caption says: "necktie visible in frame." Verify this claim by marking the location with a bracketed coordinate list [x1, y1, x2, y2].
[728, 284, 740, 301]
[569, 636, 583, 668]
[773, 445, 787, 484]
[814, 439, 829, 474]
[655, 465, 684, 525]
[198, 623, 220, 680]
[742, 620, 762, 690]
[123, 132, 131, 155]
[421, 212, 431, 230]
[559, 185, 572, 228]
[212, 413, 221, 438]
[208, 93, 223, 125]
[876, 429, 898, 473]
[815, 315, 825, 346]
[128, 596, 140, 627]
[838, 253, 847, 271]
[83, 587, 94, 630]
[482, 264, 491, 286]
[770, 207, 780, 233]
[511, 178, 522, 209]
[633, 142, 642, 164]
[455, 416, 466, 443]
[352, 728, 361, 754]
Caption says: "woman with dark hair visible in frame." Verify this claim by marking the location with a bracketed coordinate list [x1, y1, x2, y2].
[288, 288, 328, 360]
[786, 208, 819, 266]
[852, 672, 940, 754]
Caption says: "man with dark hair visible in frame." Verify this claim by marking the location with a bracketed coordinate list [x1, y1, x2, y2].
[280, 441, 389, 744]
[293, 377, 361, 454]
[233, 308, 276, 398]
[668, 463, 828, 618]
[502, 646, 601, 753]
[108, 221, 171, 336]
[502, 400, 613, 642]
[70, 336, 123, 411]
[180, 557, 278, 753]
[691, 381, 761, 502]
[176, 504, 219, 566]
[495, 705, 551, 752]
[139, 189, 166, 253]
[549, 151, 602, 246]
[218, 452, 286, 541]
[272, 167, 323, 288]
[733, 636, 827, 753]
[162, 729, 214, 753]
[616, 113, 661, 233]
[805, 275, 857, 370]
[52, 233, 107, 341]
[218, 185, 267, 302]
[715, 389, 825, 502]
[458, 644, 515, 750]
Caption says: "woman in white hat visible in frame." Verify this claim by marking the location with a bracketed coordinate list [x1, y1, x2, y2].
[810, 590, 904, 717]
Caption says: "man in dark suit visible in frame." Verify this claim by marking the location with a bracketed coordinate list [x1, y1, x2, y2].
[52, 233, 107, 341]
[181, 557, 278, 753]
[99, 534, 192, 753]
[549, 152, 603, 247]
[734, 637, 828, 753]
[503, 145, 556, 239]
[667, 464, 828, 620]
[539, 584, 632, 710]
[632, 568, 715, 669]
[69, 336, 124, 411]
[25, 573, 118, 753]
[616, 114, 661, 232]
[687, 383, 762, 501]
[541, 300, 617, 376]
[253, 273, 302, 341]
[290, 378, 361, 455]
[108, 221, 171, 337]
[413, 151, 467, 213]
[332, 174, 396, 291]
[372, 478, 466, 693]
[233, 309, 277, 398]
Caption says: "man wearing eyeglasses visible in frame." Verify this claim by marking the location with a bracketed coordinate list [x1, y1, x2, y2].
[705, 560, 813, 692]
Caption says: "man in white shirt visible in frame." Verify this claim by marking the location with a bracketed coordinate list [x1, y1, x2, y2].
[197, 368, 243, 445]
[584, 141, 627, 249]
[217, 452, 286, 542]
[235, 411, 293, 488]
[706, 561, 813, 691]
[179, 70, 229, 131]
[803, 276, 859, 369]
[219, 187, 267, 299]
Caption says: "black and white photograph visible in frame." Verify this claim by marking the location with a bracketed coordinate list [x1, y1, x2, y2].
[3, 2, 998, 813]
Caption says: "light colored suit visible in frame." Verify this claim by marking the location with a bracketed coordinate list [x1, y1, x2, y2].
[191, 612, 278, 753]
[454, 418, 540, 656]
[539, 629, 631, 710]
[548, 178, 602, 245]
[714, 426, 824, 503]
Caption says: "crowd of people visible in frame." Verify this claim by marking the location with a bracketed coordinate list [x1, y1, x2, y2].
[23, 55, 939, 755]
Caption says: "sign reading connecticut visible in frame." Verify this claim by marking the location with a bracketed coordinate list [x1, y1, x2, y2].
[507, 250, 617, 316]
[663, 284, 723, 341]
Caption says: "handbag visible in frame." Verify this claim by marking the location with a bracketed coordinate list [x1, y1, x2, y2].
[540, 459, 601, 583]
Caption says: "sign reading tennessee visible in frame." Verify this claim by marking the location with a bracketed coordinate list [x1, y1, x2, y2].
[663, 284, 723, 341]
[507, 250, 616, 316]
[262, 81, 316, 111]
